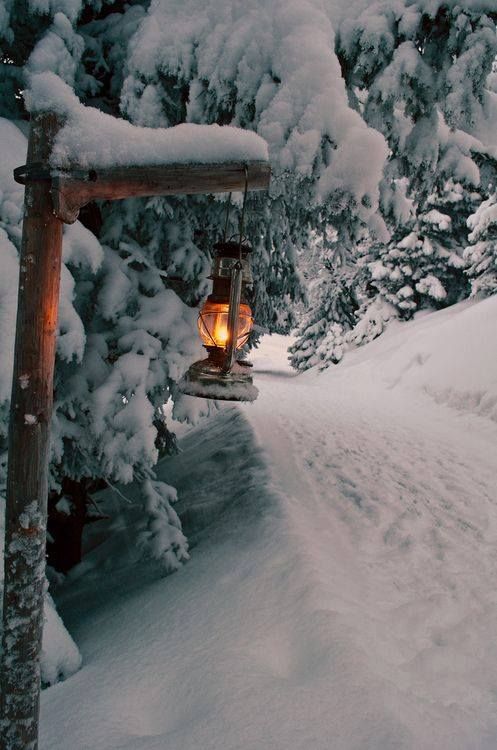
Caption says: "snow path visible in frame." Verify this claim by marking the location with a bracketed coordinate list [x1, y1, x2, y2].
[41, 302, 497, 749]
[246, 334, 497, 748]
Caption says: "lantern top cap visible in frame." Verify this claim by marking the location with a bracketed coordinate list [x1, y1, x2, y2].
[213, 240, 252, 259]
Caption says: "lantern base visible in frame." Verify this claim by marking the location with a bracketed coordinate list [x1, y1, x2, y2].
[178, 358, 258, 402]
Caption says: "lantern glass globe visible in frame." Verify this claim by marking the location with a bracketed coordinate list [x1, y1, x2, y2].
[198, 300, 253, 349]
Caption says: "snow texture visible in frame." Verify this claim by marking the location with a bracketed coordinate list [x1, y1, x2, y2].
[0, 119, 24, 408]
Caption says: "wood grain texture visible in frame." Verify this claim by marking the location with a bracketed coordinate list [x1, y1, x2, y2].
[0, 113, 64, 750]
[52, 160, 271, 223]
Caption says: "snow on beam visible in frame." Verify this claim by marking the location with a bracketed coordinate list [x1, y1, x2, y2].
[51, 161, 271, 223]
[24, 73, 271, 223]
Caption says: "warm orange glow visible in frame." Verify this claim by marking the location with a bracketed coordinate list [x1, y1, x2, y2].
[198, 300, 253, 349]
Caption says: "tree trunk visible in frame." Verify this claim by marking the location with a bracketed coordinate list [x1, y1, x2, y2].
[0, 113, 63, 750]
[47, 478, 106, 574]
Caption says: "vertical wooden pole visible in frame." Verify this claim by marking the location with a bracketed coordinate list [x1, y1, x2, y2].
[0, 113, 63, 750]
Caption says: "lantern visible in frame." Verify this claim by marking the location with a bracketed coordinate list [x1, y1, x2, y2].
[178, 240, 258, 402]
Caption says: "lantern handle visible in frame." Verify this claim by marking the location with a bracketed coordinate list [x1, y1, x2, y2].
[222, 261, 244, 374]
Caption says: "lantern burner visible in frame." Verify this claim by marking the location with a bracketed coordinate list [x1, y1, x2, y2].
[178, 353, 258, 402]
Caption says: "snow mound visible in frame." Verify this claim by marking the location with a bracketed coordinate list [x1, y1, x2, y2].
[315, 296, 497, 425]
[41, 594, 82, 687]
[26, 73, 269, 169]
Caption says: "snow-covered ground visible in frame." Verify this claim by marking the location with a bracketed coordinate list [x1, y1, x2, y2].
[41, 297, 497, 750]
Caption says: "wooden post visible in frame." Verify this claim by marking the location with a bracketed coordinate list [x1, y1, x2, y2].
[0, 113, 63, 750]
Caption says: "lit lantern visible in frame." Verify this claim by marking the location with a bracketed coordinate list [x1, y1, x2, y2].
[178, 241, 258, 402]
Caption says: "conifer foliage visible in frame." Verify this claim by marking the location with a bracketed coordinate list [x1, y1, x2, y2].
[465, 190, 497, 295]
[291, 0, 497, 369]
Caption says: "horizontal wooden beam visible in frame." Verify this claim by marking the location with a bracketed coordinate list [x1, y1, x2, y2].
[51, 160, 271, 224]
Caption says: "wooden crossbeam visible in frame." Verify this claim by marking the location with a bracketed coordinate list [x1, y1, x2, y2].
[51, 160, 271, 223]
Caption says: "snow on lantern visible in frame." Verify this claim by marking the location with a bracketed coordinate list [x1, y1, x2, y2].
[179, 239, 258, 402]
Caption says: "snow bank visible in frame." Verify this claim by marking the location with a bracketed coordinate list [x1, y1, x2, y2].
[26, 72, 269, 169]
[380, 298, 497, 422]
[40, 594, 82, 687]
[315, 296, 497, 425]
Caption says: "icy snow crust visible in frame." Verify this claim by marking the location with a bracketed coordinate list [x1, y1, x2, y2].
[41, 297, 497, 749]
[27, 73, 269, 169]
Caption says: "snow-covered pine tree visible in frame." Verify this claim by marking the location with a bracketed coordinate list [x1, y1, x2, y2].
[289, 232, 359, 370]
[0, 3, 194, 679]
[348, 1, 497, 301]
[0, 2, 213, 577]
[291, 0, 497, 369]
[360, 179, 479, 325]
[464, 189, 497, 295]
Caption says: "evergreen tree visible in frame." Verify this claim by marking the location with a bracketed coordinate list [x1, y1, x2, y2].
[362, 179, 478, 322]
[290, 234, 359, 370]
[464, 189, 497, 295]
[120, 0, 388, 332]
[0, 1, 215, 576]
[292, 0, 497, 370]
[345, 0, 497, 303]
